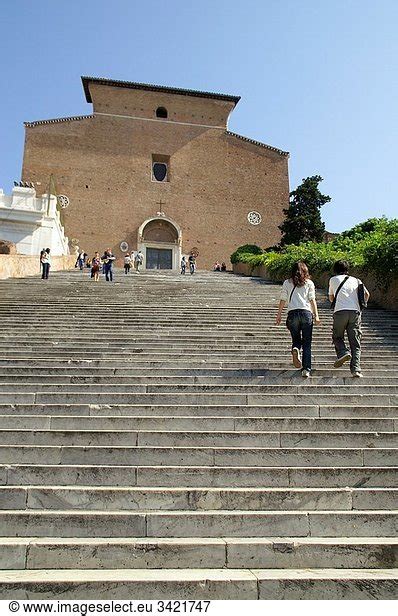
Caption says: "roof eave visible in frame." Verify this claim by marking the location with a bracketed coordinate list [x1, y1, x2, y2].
[81, 76, 241, 106]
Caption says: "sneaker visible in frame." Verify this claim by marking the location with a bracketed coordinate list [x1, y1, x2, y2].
[352, 371, 363, 378]
[292, 348, 302, 369]
[302, 369, 311, 378]
[334, 353, 351, 368]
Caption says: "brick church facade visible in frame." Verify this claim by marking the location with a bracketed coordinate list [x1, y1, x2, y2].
[21, 77, 289, 269]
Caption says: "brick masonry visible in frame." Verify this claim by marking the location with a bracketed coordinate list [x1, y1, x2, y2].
[21, 78, 290, 269]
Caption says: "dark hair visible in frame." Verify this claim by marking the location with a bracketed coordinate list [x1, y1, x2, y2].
[290, 261, 310, 287]
[333, 260, 349, 275]
[45, 248, 50, 253]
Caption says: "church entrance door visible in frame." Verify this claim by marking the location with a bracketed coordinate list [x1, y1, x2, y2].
[138, 217, 182, 271]
[146, 247, 173, 270]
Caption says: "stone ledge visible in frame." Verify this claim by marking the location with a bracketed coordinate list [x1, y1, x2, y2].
[0, 255, 76, 279]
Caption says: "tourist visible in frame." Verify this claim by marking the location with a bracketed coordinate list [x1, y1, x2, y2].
[328, 260, 370, 377]
[275, 261, 320, 378]
[221, 262, 227, 272]
[188, 253, 196, 275]
[101, 248, 115, 282]
[77, 251, 85, 270]
[41, 248, 51, 280]
[213, 261, 221, 271]
[91, 252, 101, 282]
[134, 250, 144, 272]
[181, 256, 186, 274]
[39, 248, 46, 274]
[124, 253, 132, 274]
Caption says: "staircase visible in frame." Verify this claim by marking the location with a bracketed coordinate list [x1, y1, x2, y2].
[0, 269, 397, 599]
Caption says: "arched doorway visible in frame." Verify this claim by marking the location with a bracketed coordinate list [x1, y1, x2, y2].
[138, 217, 182, 270]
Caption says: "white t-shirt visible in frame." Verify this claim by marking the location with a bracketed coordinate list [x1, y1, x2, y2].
[328, 275, 365, 312]
[280, 279, 316, 312]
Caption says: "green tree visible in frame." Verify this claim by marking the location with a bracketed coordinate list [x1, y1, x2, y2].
[279, 175, 331, 245]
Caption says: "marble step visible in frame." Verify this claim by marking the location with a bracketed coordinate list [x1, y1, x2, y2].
[0, 445, 395, 466]
[0, 509, 397, 538]
[1, 404, 397, 418]
[1, 429, 398, 448]
[1, 375, 397, 386]
[1, 567, 397, 599]
[2, 537, 397, 570]
[3, 464, 397, 488]
[1, 394, 396, 407]
[0, 414, 394, 432]
[0, 367, 395, 378]
[1, 486, 397, 511]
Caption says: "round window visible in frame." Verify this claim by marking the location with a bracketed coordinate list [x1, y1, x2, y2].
[247, 211, 262, 225]
[153, 162, 167, 182]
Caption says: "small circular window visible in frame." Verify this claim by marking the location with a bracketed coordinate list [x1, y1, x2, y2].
[248, 211, 262, 225]
[156, 107, 168, 119]
[153, 162, 168, 182]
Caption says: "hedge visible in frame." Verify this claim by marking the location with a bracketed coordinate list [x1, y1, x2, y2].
[231, 218, 398, 286]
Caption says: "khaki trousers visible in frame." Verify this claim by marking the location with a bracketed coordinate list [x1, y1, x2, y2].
[332, 310, 362, 373]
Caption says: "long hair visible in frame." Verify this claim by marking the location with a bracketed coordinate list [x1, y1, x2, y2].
[291, 261, 310, 287]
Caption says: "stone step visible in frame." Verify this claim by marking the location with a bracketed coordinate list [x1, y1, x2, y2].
[1, 375, 397, 386]
[0, 414, 394, 432]
[1, 404, 397, 418]
[0, 367, 395, 378]
[1, 393, 397, 407]
[0, 445, 395, 466]
[1, 486, 397, 511]
[3, 464, 397, 488]
[1, 360, 396, 370]
[2, 537, 397, 571]
[1, 567, 396, 599]
[1, 429, 398, 448]
[0, 510, 397, 538]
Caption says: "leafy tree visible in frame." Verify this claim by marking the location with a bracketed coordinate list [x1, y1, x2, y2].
[279, 175, 331, 245]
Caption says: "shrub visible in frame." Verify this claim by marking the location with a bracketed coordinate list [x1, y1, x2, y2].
[230, 244, 262, 264]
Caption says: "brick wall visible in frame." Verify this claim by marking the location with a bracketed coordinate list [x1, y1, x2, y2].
[21, 86, 289, 269]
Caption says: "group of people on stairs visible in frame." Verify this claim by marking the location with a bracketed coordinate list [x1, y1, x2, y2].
[40, 248, 369, 377]
[276, 260, 370, 378]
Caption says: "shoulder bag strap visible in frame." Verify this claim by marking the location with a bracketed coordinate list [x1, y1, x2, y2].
[289, 284, 297, 303]
[332, 275, 349, 304]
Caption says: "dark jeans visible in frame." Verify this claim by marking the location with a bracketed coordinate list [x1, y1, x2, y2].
[124, 265, 130, 274]
[104, 265, 113, 281]
[286, 309, 313, 370]
[41, 263, 50, 279]
[333, 310, 362, 372]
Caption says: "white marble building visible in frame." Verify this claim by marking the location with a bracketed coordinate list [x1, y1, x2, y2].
[0, 186, 69, 255]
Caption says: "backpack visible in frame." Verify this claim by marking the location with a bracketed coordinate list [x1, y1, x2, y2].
[357, 282, 368, 310]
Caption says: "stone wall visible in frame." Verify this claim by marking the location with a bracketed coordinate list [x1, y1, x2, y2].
[232, 263, 398, 311]
[0, 255, 76, 280]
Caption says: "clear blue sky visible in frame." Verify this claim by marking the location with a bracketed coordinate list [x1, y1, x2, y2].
[1, 0, 396, 232]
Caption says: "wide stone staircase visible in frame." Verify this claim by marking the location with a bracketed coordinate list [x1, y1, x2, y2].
[0, 269, 397, 599]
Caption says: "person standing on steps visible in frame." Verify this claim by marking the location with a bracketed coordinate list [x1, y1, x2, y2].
[181, 256, 186, 274]
[101, 248, 115, 282]
[275, 261, 321, 378]
[91, 252, 102, 282]
[39, 248, 46, 275]
[41, 248, 51, 280]
[328, 260, 370, 378]
[188, 253, 196, 275]
[124, 253, 132, 274]
[134, 250, 143, 273]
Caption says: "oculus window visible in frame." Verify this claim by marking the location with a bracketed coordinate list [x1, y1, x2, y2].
[152, 154, 170, 182]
